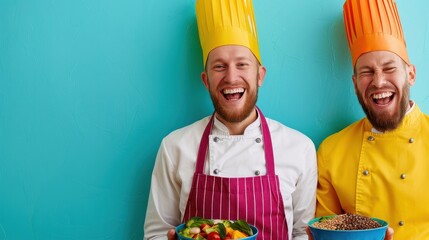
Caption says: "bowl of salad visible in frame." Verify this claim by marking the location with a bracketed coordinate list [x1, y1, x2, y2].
[176, 217, 258, 240]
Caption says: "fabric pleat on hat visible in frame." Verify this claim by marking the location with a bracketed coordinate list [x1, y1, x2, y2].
[343, 0, 409, 66]
[196, 0, 261, 66]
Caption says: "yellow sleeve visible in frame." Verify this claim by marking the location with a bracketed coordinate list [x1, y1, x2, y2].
[315, 141, 343, 217]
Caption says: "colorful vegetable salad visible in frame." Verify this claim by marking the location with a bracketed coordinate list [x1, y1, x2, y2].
[178, 217, 254, 240]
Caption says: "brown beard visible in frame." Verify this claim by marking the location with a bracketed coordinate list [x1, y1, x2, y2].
[357, 83, 410, 132]
[207, 74, 259, 123]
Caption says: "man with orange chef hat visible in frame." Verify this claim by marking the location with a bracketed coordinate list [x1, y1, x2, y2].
[313, 0, 429, 239]
[143, 0, 317, 239]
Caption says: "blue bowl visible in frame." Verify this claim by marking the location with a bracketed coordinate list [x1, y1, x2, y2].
[176, 223, 258, 240]
[308, 215, 388, 240]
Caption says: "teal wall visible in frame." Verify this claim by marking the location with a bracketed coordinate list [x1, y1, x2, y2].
[1, 0, 428, 239]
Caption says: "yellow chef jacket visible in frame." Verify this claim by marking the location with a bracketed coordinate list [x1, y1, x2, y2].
[316, 104, 429, 239]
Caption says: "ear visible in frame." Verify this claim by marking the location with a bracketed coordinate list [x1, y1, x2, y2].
[352, 74, 358, 94]
[406, 64, 416, 86]
[201, 71, 209, 90]
[257, 65, 267, 87]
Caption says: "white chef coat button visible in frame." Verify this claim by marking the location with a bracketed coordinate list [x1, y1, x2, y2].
[399, 221, 405, 226]
[409, 138, 414, 143]
[213, 137, 220, 143]
[255, 138, 261, 143]
[254, 170, 260, 176]
[367, 136, 375, 141]
[363, 170, 369, 176]
[400, 174, 406, 179]
[213, 169, 220, 175]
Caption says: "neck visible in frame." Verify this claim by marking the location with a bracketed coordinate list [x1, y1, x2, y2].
[216, 108, 258, 135]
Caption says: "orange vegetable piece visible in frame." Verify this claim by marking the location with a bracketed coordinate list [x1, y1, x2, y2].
[232, 230, 248, 239]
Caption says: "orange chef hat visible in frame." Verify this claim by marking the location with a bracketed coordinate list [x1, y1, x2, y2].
[343, 0, 410, 66]
[195, 0, 261, 66]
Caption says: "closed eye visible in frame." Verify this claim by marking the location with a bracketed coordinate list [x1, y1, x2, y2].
[358, 71, 373, 77]
[237, 63, 249, 69]
[213, 65, 226, 71]
[384, 67, 396, 73]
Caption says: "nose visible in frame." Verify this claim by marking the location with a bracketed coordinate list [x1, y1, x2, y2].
[224, 66, 238, 83]
[372, 71, 386, 87]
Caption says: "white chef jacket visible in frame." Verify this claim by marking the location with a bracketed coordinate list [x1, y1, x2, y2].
[144, 114, 317, 240]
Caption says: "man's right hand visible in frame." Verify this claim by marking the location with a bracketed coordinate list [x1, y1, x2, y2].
[306, 226, 314, 240]
[167, 229, 177, 240]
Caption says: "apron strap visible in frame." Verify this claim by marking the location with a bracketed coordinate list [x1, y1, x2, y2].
[195, 107, 276, 175]
[257, 106, 276, 175]
[195, 113, 215, 174]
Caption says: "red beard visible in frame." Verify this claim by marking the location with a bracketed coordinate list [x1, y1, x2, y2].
[357, 83, 410, 132]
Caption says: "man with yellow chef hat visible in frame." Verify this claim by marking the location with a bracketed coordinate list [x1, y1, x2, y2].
[313, 0, 429, 239]
[144, 0, 317, 239]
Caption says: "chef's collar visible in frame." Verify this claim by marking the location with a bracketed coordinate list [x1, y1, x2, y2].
[212, 111, 262, 136]
[371, 100, 415, 133]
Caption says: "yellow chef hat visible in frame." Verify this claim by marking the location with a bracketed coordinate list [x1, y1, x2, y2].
[343, 0, 410, 66]
[195, 0, 261, 66]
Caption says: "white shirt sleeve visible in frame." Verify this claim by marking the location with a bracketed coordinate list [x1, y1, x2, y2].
[143, 139, 182, 240]
[291, 140, 317, 240]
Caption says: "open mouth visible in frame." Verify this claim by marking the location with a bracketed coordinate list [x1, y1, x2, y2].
[223, 87, 245, 100]
[372, 92, 394, 105]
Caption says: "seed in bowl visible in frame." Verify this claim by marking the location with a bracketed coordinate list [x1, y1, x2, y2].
[312, 213, 382, 230]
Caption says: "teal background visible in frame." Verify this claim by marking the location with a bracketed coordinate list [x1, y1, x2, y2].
[1, 0, 428, 239]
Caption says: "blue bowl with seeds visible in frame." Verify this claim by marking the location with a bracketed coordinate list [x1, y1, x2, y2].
[308, 214, 388, 240]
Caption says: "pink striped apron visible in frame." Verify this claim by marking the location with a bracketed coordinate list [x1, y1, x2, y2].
[183, 108, 289, 240]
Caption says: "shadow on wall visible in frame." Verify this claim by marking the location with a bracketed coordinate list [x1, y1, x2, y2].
[140, 11, 212, 239]
[182, 15, 213, 120]
[313, 13, 364, 147]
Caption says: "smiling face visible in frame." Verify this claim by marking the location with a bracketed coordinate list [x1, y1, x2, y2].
[353, 51, 416, 132]
[201, 45, 266, 125]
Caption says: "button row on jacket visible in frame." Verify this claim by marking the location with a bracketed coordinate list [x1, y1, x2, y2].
[362, 170, 408, 180]
[213, 137, 262, 143]
[211, 137, 261, 176]
[213, 169, 261, 176]
[213, 169, 220, 174]
[367, 136, 415, 143]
